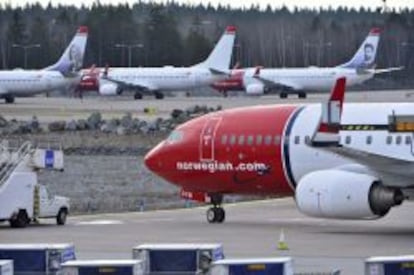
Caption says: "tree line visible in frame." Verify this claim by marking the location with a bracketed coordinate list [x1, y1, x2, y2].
[0, 2, 413, 87]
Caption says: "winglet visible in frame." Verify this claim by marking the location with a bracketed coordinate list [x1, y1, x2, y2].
[254, 66, 262, 77]
[311, 77, 346, 147]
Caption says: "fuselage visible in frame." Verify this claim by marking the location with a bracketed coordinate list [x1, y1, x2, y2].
[0, 70, 76, 96]
[245, 67, 373, 91]
[145, 103, 414, 196]
[104, 67, 225, 91]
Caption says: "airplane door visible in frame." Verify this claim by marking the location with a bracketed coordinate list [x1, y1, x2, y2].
[199, 117, 221, 161]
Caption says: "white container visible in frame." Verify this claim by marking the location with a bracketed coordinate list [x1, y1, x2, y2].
[61, 260, 144, 275]
[366, 255, 414, 275]
[132, 243, 224, 274]
[0, 260, 13, 275]
[211, 257, 293, 275]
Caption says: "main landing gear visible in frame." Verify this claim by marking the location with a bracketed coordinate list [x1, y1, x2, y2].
[206, 194, 225, 223]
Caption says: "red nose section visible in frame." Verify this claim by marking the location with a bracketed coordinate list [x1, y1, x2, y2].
[144, 142, 164, 173]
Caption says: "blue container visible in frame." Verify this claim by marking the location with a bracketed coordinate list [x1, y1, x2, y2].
[0, 243, 75, 275]
[132, 243, 224, 274]
[366, 255, 414, 275]
[211, 258, 293, 275]
[61, 260, 144, 275]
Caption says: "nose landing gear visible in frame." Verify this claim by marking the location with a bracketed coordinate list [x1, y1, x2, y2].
[207, 207, 225, 223]
[206, 194, 225, 223]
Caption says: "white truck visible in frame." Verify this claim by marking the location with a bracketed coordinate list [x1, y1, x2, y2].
[0, 141, 70, 228]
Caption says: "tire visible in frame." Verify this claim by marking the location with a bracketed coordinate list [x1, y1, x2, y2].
[155, 92, 164, 100]
[279, 92, 288, 99]
[298, 92, 307, 99]
[9, 210, 29, 228]
[215, 207, 226, 223]
[56, 208, 67, 225]
[4, 95, 15, 104]
[134, 92, 143, 100]
[206, 207, 216, 223]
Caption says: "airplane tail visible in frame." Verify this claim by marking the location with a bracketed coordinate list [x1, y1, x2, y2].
[338, 28, 380, 70]
[193, 26, 236, 73]
[45, 26, 88, 76]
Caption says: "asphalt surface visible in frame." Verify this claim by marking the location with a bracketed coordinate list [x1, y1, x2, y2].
[1, 198, 414, 274]
[2, 90, 414, 123]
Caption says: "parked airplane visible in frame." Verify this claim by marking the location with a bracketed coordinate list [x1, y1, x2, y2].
[0, 26, 88, 104]
[98, 26, 236, 100]
[145, 77, 413, 223]
[212, 28, 402, 98]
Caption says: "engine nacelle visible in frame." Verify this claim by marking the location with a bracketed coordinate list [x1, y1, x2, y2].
[245, 83, 265, 96]
[99, 83, 122, 96]
[295, 170, 403, 219]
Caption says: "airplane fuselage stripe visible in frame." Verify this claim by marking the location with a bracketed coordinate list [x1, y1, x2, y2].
[282, 106, 305, 190]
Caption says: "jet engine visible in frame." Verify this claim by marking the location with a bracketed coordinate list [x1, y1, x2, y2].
[295, 170, 403, 219]
[99, 83, 122, 96]
[245, 83, 265, 96]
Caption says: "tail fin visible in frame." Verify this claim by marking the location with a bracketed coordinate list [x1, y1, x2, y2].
[45, 26, 88, 76]
[339, 28, 380, 69]
[193, 26, 236, 72]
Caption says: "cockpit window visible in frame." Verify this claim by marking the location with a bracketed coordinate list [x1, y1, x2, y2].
[167, 130, 184, 143]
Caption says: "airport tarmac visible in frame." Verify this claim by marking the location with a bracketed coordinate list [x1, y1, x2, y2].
[1, 198, 414, 274]
[2, 89, 414, 123]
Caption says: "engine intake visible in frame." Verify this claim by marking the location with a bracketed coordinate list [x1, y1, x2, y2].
[295, 170, 403, 219]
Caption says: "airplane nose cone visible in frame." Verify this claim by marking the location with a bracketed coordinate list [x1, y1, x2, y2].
[144, 142, 164, 173]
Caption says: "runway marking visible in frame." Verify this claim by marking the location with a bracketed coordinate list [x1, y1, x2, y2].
[75, 220, 124, 225]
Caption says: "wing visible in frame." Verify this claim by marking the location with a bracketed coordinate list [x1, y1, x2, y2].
[253, 74, 303, 91]
[101, 75, 158, 92]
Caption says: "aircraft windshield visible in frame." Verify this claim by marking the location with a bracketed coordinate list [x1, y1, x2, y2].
[167, 130, 184, 143]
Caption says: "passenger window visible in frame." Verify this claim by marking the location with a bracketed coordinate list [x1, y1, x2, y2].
[230, 135, 236, 145]
[345, 136, 351, 144]
[238, 135, 245, 145]
[386, 136, 392, 145]
[247, 135, 254, 146]
[294, 136, 300, 145]
[265, 135, 272, 145]
[304, 136, 310, 145]
[256, 135, 263, 145]
[405, 136, 412, 145]
[396, 136, 402, 145]
[274, 135, 281, 145]
[221, 135, 228, 145]
[366, 136, 372, 145]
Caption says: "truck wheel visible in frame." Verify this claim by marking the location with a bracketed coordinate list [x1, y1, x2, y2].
[56, 209, 67, 225]
[10, 210, 29, 228]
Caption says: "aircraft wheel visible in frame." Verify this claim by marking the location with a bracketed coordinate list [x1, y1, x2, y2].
[134, 92, 143, 100]
[155, 92, 164, 100]
[206, 207, 225, 223]
[298, 92, 307, 99]
[279, 92, 288, 99]
[207, 207, 216, 223]
[4, 95, 15, 104]
[215, 207, 225, 223]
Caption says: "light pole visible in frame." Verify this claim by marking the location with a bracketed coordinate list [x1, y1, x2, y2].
[12, 43, 41, 68]
[114, 43, 144, 67]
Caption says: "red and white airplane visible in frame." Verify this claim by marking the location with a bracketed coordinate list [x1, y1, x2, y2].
[145, 77, 413, 223]
[211, 28, 402, 98]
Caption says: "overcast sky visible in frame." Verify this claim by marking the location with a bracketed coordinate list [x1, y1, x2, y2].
[3, 0, 412, 10]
